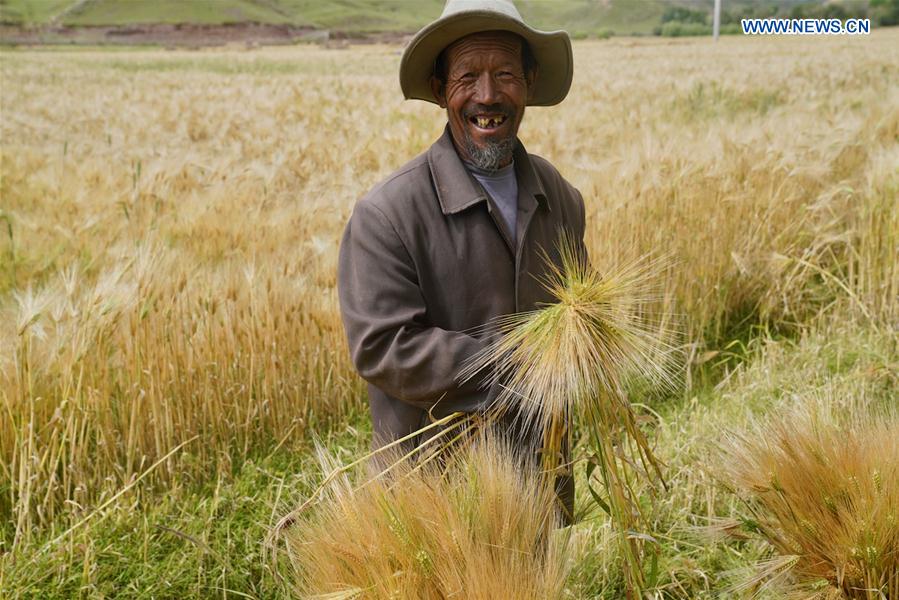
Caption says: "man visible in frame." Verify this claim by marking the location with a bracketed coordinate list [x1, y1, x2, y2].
[337, 0, 586, 522]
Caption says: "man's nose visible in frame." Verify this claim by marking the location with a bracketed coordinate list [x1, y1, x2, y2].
[473, 72, 498, 105]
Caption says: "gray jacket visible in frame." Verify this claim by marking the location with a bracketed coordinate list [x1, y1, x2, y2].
[337, 126, 587, 519]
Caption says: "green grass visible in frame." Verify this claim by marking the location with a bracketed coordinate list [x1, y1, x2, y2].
[4, 320, 892, 598]
[518, 0, 668, 37]
[1, 416, 373, 599]
[3, 0, 863, 36]
[568, 320, 898, 598]
[62, 0, 297, 26]
[274, 0, 444, 32]
[0, 0, 72, 23]
[2, 0, 685, 35]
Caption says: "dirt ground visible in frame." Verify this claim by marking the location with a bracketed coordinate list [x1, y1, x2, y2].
[0, 23, 410, 48]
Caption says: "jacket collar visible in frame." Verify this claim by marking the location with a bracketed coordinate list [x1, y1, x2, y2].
[428, 125, 549, 215]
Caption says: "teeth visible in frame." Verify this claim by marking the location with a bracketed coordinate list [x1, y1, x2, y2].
[474, 116, 505, 128]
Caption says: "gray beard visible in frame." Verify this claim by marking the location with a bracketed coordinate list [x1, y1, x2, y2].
[462, 132, 516, 173]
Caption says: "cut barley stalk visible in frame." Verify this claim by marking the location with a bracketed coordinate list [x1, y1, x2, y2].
[460, 231, 677, 598]
[719, 399, 899, 599]
[284, 429, 571, 600]
[271, 409, 469, 537]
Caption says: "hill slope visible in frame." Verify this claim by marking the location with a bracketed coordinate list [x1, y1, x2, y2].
[2, 0, 879, 38]
[2, 0, 688, 35]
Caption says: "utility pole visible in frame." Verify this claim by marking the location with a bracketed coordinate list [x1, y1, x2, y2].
[713, 0, 722, 41]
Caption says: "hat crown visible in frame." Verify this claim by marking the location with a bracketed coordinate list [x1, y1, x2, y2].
[440, 0, 523, 21]
[400, 0, 572, 106]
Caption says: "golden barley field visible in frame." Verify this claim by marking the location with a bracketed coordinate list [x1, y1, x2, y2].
[1, 30, 897, 598]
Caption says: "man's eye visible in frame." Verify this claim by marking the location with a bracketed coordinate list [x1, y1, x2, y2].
[460, 72, 476, 81]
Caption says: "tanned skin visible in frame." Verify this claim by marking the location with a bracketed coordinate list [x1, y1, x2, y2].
[429, 31, 538, 170]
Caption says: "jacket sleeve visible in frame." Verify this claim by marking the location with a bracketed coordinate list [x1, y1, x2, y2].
[337, 200, 488, 411]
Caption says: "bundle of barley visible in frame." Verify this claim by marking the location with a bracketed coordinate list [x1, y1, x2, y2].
[460, 233, 677, 597]
[282, 430, 571, 600]
[279, 234, 675, 598]
[720, 403, 899, 599]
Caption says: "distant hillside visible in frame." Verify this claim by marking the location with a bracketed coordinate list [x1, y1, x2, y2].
[0, 0, 890, 37]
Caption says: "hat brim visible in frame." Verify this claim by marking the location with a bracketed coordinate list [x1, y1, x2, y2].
[400, 11, 573, 107]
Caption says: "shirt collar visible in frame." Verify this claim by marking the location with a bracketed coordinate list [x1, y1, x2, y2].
[464, 159, 515, 180]
[428, 125, 549, 216]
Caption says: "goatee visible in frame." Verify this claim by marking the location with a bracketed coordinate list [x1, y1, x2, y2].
[462, 133, 516, 172]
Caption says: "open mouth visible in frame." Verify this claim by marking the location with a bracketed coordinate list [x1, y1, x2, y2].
[469, 114, 508, 131]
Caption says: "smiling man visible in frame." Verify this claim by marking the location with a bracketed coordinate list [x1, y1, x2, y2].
[337, 0, 585, 522]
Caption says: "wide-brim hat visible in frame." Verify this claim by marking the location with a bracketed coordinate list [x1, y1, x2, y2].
[400, 0, 573, 107]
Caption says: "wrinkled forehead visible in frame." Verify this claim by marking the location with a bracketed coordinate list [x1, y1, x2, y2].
[443, 30, 524, 69]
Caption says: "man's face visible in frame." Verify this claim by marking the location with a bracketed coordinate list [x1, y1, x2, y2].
[430, 31, 535, 171]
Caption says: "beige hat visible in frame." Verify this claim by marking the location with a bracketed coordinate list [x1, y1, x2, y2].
[399, 0, 573, 107]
